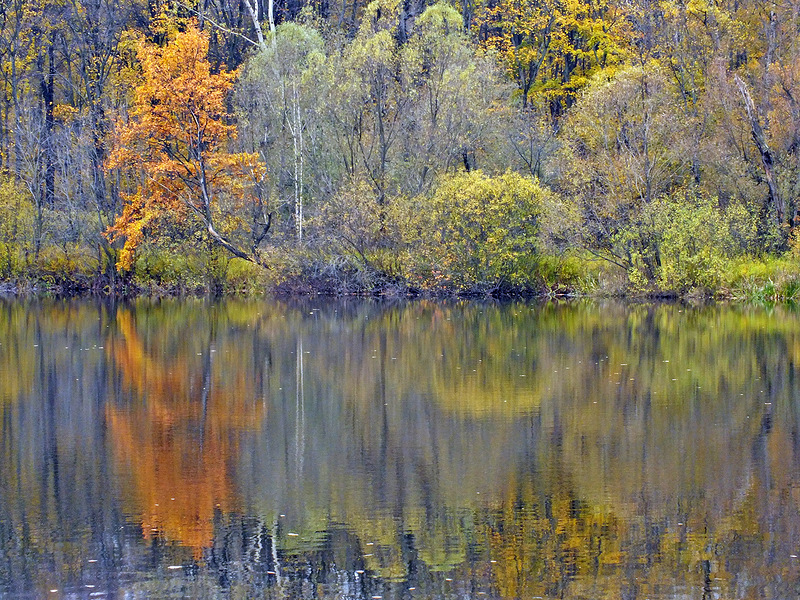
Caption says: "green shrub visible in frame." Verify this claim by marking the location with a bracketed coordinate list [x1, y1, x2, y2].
[0, 178, 34, 278]
[0, 242, 24, 279]
[724, 256, 800, 302]
[655, 198, 725, 292]
[531, 254, 599, 295]
[402, 170, 552, 289]
[132, 249, 205, 292]
[615, 191, 758, 295]
[37, 245, 96, 275]
[223, 258, 266, 294]
[780, 277, 800, 302]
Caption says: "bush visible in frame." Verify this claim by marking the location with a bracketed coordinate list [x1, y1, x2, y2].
[223, 258, 267, 294]
[723, 256, 800, 302]
[0, 178, 34, 278]
[271, 249, 389, 295]
[401, 170, 552, 289]
[0, 242, 24, 280]
[616, 191, 759, 295]
[533, 253, 601, 295]
[307, 178, 391, 271]
[132, 249, 205, 293]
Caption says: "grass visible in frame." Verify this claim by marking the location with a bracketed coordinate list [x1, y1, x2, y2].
[723, 256, 800, 303]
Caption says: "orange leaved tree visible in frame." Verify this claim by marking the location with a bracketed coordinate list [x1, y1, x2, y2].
[106, 24, 270, 270]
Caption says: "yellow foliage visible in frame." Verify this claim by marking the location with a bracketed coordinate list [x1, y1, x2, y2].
[405, 170, 551, 287]
[105, 23, 265, 271]
[475, 0, 630, 107]
[0, 177, 33, 244]
[0, 177, 33, 275]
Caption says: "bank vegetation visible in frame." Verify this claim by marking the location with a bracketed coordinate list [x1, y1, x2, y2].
[0, 0, 799, 299]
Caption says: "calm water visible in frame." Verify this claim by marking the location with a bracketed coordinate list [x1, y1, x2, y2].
[1, 299, 800, 599]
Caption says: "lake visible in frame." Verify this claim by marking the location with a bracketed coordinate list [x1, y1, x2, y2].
[1, 298, 800, 599]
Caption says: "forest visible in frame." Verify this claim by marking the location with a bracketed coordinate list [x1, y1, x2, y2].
[0, 0, 798, 298]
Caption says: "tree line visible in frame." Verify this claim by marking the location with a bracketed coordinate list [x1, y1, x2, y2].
[0, 0, 798, 296]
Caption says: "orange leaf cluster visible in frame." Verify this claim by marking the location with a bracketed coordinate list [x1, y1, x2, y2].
[106, 23, 263, 270]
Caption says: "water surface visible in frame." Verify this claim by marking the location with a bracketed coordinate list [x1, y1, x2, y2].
[1, 299, 799, 599]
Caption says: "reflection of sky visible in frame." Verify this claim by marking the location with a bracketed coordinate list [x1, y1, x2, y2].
[1, 299, 800, 598]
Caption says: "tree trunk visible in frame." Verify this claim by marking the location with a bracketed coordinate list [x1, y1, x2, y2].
[242, 0, 268, 49]
[735, 75, 785, 225]
[40, 41, 56, 208]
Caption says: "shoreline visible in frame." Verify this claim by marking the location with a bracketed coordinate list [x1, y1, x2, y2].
[0, 276, 778, 305]
[2, 251, 799, 303]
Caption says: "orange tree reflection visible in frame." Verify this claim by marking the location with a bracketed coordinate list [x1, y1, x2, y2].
[106, 307, 266, 558]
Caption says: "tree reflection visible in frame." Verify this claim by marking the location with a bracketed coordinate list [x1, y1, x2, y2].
[105, 307, 266, 558]
[2, 300, 800, 598]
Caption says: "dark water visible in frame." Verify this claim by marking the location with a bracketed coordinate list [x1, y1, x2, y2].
[1, 299, 800, 599]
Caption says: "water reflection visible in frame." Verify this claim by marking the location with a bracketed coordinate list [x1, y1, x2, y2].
[106, 309, 266, 557]
[1, 299, 800, 598]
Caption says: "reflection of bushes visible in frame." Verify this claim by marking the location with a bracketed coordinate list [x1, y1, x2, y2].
[5, 300, 800, 597]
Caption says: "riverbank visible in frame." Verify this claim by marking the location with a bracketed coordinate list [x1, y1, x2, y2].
[2, 251, 800, 303]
